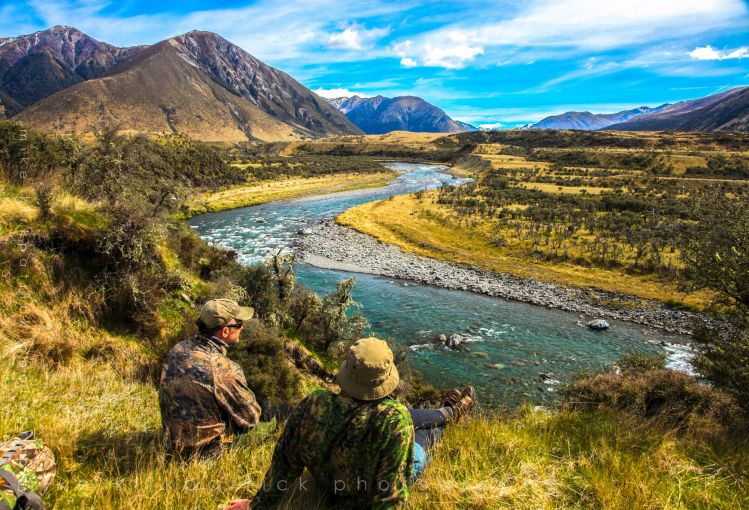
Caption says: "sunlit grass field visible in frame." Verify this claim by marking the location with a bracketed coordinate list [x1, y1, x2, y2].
[337, 191, 707, 307]
[3, 349, 746, 509]
[183, 171, 395, 217]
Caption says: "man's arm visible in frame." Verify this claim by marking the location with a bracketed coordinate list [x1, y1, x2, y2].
[372, 410, 415, 510]
[251, 396, 310, 509]
[213, 357, 262, 432]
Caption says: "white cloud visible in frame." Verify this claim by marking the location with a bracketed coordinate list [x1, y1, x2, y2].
[689, 45, 749, 60]
[392, 0, 747, 68]
[478, 122, 504, 129]
[326, 24, 390, 51]
[19, 0, 409, 64]
[422, 42, 484, 69]
[400, 57, 417, 67]
[313, 87, 371, 98]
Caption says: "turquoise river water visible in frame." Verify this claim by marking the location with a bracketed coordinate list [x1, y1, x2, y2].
[189, 163, 691, 408]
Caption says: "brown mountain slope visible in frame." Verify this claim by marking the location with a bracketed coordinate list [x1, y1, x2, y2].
[607, 86, 749, 132]
[0, 25, 142, 117]
[14, 30, 361, 141]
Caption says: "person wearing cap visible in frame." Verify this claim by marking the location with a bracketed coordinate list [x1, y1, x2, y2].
[226, 337, 475, 510]
[158, 298, 261, 458]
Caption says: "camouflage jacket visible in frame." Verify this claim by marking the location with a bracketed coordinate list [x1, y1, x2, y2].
[252, 389, 414, 510]
[158, 334, 261, 456]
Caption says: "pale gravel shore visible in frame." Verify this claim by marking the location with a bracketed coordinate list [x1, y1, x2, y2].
[293, 219, 714, 335]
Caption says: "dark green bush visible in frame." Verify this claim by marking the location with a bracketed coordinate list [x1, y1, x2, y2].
[230, 320, 302, 406]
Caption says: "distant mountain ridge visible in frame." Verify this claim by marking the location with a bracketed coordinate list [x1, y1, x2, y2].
[607, 87, 749, 132]
[5, 26, 361, 141]
[0, 25, 143, 117]
[326, 95, 476, 134]
[531, 105, 669, 130]
[530, 87, 749, 133]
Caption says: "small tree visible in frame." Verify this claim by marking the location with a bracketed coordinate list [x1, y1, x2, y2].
[679, 187, 749, 408]
[680, 188, 748, 315]
[304, 278, 367, 354]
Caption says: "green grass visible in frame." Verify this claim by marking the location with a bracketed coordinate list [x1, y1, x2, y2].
[410, 408, 748, 509]
[3, 353, 747, 509]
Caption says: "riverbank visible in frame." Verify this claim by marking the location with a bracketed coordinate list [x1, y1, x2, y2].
[294, 219, 712, 335]
[182, 171, 396, 217]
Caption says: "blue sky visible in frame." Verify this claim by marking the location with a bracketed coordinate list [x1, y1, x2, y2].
[3, 0, 748, 127]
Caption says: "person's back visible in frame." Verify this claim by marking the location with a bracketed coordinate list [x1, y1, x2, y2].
[252, 388, 414, 509]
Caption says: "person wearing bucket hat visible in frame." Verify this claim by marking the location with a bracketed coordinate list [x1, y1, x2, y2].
[158, 298, 261, 458]
[227, 337, 476, 510]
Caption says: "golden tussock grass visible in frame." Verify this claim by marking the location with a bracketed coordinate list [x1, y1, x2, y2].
[184, 171, 395, 217]
[337, 192, 706, 306]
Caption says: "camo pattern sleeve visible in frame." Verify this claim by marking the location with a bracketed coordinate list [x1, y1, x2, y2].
[251, 395, 309, 510]
[252, 389, 415, 509]
[372, 409, 414, 510]
[213, 354, 261, 432]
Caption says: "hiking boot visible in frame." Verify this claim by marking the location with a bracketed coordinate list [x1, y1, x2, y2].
[442, 386, 476, 421]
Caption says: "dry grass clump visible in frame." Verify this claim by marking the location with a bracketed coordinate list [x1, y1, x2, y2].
[0, 298, 151, 378]
[563, 368, 745, 439]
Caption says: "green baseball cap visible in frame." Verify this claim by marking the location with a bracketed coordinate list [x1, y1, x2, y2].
[198, 299, 254, 329]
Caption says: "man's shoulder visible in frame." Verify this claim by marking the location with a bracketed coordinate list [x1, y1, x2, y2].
[162, 337, 222, 376]
[374, 397, 412, 428]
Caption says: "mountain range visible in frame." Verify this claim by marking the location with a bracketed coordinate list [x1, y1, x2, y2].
[531, 105, 670, 130]
[1, 26, 747, 138]
[2, 26, 360, 141]
[607, 87, 749, 132]
[532, 87, 749, 132]
[325, 95, 476, 134]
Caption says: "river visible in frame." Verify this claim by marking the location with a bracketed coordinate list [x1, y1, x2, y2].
[189, 163, 691, 408]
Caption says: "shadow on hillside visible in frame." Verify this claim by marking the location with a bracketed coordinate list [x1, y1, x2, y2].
[74, 429, 162, 476]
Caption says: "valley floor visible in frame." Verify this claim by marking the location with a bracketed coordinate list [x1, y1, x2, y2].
[333, 191, 711, 310]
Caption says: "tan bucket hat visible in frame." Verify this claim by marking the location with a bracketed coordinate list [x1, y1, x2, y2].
[336, 337, 399, 401]
[198, 299, 254, 329]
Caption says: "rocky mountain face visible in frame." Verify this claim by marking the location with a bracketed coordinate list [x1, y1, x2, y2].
[12, 28, 361, 141]
[326, 95, 476, 134]
[0, 25, 142, 117]
[607, 87, 749, 132]
[531, 105, 669, 130]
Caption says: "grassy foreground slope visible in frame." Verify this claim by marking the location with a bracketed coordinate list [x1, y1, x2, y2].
[5, 355, 747, 509]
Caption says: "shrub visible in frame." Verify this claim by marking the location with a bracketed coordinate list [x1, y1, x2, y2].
[617, 352, 666, 373]
[692, 322, 749, 411]
[34, 182, 55, 221]
[563, 368, 744, 438]
[230, 320, 302, 406]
